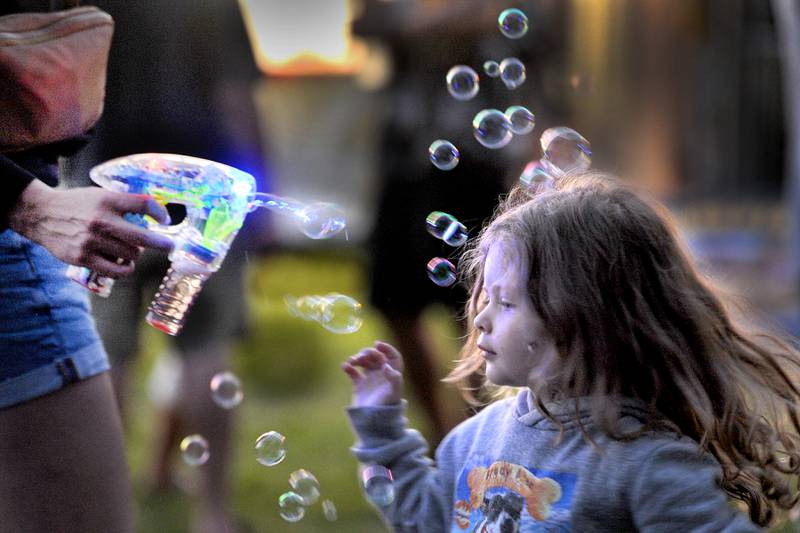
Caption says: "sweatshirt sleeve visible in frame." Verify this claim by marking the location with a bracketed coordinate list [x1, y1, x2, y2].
[630, 438, 762, 532]
[347, 401, 453, 532]
[0, 155, 38, 231]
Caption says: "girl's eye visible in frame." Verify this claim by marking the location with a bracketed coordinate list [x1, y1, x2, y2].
[500, 300, 513, 308]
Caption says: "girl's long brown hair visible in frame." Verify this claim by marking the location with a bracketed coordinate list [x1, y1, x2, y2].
[446, 172, 800, 526]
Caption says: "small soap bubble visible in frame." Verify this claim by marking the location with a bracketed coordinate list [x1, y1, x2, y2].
[472, 109, 512, 149]
[278, 491, 306, 522]
[427, 258, 457, 287]
[322, 499, 337, 521]
[285, 293, 363, 334]
[505, 106, 535, 135]
[180, 434, 210, 466]
[298, 202, 346, 239]
[289, 469, 321, 505]
[362, 465, 396, 507]
[483, 60, 500, 78]
[255, 431, 287, 466]
[498, 8, 528, 39]
[209, 371, 243, 409]
[446, 65, 479, 101]
[519, 159, 556, 190]
[428, 140, 460, 171]
[540, 126, 592, 175]
[321, 293, 363, 334]
[426, 211, 468, 247]
[500, 57, 526, 89]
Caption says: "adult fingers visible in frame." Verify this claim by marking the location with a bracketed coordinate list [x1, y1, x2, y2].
[84, 255, 135, 278]
[88, 236, 141, 264]
[107, 193, 171, 225]
[97, 216, 174, 251]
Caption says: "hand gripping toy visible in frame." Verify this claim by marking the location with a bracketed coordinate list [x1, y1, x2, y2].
[67, 153, 345, 335]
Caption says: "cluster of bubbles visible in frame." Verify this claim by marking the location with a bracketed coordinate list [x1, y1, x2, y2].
[361, 465, 396, 507]
[278, 468, 339, 523]
[180, 370, 245, 466]
[423, 211, 465, 287]
[178, 371, 339, 523]
[284, 292, 363, 334]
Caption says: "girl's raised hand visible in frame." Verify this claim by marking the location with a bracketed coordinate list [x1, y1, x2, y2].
[341, 341, 404, 407]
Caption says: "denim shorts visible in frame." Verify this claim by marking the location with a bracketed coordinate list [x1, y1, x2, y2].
[0, 230, 109, 409]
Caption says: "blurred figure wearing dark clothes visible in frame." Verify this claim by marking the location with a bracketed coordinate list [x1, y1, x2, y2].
[353, 0, 547, 443]
[65, 1, 269, 532]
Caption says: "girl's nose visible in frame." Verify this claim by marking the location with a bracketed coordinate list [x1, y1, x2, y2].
[474, 307, 490, 332]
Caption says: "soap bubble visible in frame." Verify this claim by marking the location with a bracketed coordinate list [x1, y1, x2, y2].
[289, 469, 321, 505]
[505, 106, 535, 135]
[500, 57, 526, 89]
[429, 140, 460, 171]
[519, 159, 556, 190]
[285, 293, 363, 334]
[483, 60, 500, 78]
[322, 500, 337, 521]
[255, 431, 287, 466]
[278, 492, 306, 522]
[427, 258, 457, 287]
[209, 371, 243, 409]
[362, 465, 396, 507]
[180, 434, 210, 466]
[298, 202, 346, 239]
[498, 8, 528, 39]
[472, 109, 512, 149]
[540, 126, 592, 175]
[320, 294, 363, 334]
[446, 65, 479, 101]
[426, 211, 468, 247]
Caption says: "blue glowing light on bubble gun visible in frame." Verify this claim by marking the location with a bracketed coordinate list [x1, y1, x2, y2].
[67, 153, 346, 335]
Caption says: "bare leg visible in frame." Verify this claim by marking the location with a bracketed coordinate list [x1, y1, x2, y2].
[0, 373, 134, 533]
[172, 343, 236, 533]
[384, 314, 450, 444]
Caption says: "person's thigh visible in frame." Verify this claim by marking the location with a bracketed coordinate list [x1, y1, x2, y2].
[0, 373, 134, 533]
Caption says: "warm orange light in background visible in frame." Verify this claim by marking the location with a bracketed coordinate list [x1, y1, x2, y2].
[238, 0, 368, 77]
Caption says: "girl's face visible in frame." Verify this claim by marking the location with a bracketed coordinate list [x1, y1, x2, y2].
[473, 242, 558, 388]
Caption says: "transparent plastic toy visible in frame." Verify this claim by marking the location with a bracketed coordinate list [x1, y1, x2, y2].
[67, 153, 346, 335]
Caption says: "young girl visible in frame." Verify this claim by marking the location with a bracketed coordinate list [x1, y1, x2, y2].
[342, 172, 800, 532]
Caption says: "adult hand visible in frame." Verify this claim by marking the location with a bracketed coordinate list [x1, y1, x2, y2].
[7, 179, 173, 278]
[342, 341, 404, 407]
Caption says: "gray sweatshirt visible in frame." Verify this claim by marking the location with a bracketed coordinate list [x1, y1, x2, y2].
[347, 389, 762, 532]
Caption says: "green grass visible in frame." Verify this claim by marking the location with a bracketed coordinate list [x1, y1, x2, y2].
[124, 250, 462, 532]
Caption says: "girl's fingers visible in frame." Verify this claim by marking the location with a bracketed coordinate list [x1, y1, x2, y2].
[350, 348, 385, 370]
[374, 341, 403, 369]
[341, 362, 363, 383]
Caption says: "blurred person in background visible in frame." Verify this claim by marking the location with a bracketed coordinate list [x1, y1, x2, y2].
[64, 1, 270, 532]
[353, 0, 561, 445]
